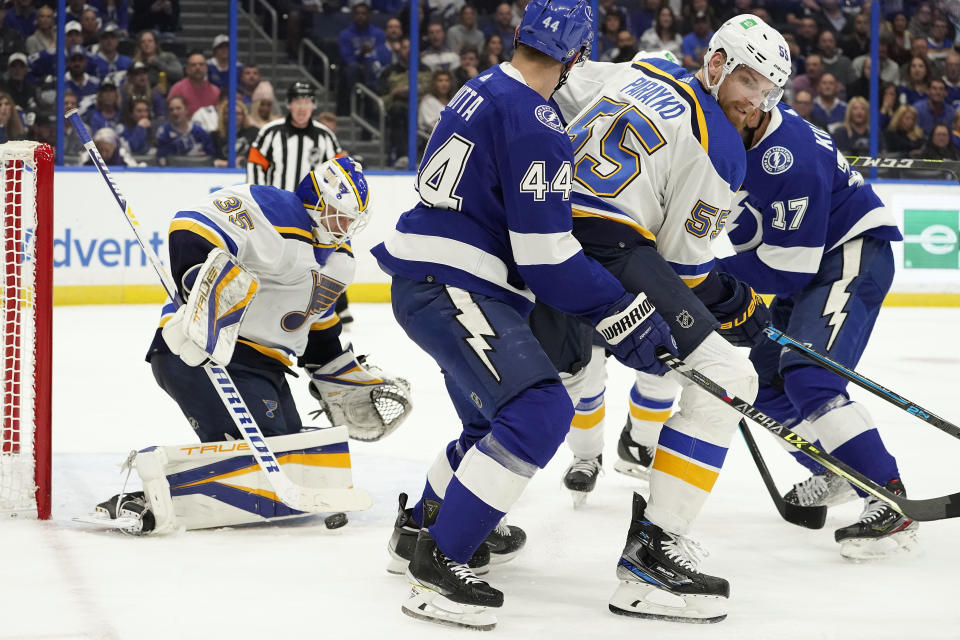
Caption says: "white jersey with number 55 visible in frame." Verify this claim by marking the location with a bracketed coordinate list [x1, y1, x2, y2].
[554, 57, 746, 287]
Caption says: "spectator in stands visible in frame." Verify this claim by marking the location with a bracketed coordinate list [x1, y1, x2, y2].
[927, 18, 953, 64]
[130, 0, 180, 35]
[65, 0, 88, 25]
[852, 40, 899, 86]
[793, 53, 824, 96]
[597, 10, 624, 57]
[884, 104, 925, 156]
[908, 2, 933, 41]
[239, 65, 262, 104]
[899, 55, 931, 106]
[812, 72, 846, 127]
[598, 0, 631, 31]
[123, 60, 165, 116]
[914, 78, 956, 136]
[88, 80, 122, 132]
[840, 11, 870, 61]
[681, 11, 713, 71]
[337, 1, 389, 114]
[943, 53, 960, 106]
[831, 96, 871, 155]
[479, 33, 505, 71]
[951, 110, 960, 150]
[98, 0, 131, 35]
[485, 3, 516, 59]
[846, 55, 871, 100]
[884, 12, 912, 66]
[92, 24, 132, 79]
[25, 5, 54, 55]
[379, 36, 430, 167]
[421, 21, 460, 72]
[447, 5, 483, 55]
[156, 94, 214, 164]
[31, 109, 56, 147]
[88, 126, 141, 166]
[384, 17, 403, 59]
[4, 53, 34, 111]
[207, 34, 242, 89]
[639, 6, 682, 62]
[0, 16, 26, 75]
[418, 69, 453, 141]
[120, 96, 154, 154]
[453, 46, 478, 88]
[60, 91, 85, 160]
[630, 0, 659, 39]
[212, 98, 259, 168]
[817, 29, 854, 86]
[879, 81, 899, 130]
[680, 0, 713, 33]
[601, 29, 638, 64]
[134, 30, 183, 92]
[795, 17, 820, 57]
[248, 81, 280, 128]
[791, 89, 824, 128]
[0, 91, 23, 143]
[906, 36, 939, 78]
[167, 51, 220, 116]
[921, 122, 960, 160]
[3, 0, 36, 39]
[80, 9, 100, 47]
[316, 111, 336, 133]
[66, 45, 100, 111]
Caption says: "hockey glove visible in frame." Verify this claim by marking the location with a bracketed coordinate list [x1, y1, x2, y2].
[596, 292, 676, 376]
[306, 346, 413, 441]
[709, 271, 771, 348]
[161, 248, 258, 367]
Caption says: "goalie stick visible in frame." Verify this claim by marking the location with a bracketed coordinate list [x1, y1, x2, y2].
[845, 155, 960, 182]
[763, 327, 960, 441]
[738, 420, 827, 529]
[65, 109, 371, 514]
[655, 347, 960, 522]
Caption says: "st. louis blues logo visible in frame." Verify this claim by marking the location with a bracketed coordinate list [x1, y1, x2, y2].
[534, 104, 565, 134]
[263, 399, 278, 418]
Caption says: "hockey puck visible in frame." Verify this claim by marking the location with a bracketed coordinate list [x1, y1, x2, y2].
[324, 512, 348, 529]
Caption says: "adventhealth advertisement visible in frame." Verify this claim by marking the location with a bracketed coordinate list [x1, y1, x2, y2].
[51, 171, 960, 303]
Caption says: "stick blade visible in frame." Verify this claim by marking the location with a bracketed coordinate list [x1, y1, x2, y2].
[779, 501, 827, 529]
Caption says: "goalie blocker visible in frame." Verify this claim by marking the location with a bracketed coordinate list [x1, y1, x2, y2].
[85, 426, 361, 534]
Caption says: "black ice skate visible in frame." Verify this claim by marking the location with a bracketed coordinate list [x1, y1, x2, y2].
[783, 470, 857, 508]
[834, 478, 919, 561]
[563, 454, 602, 507]
[402, 529, 503, 631]
[613, 417, 655, 479]
[387, 493, 526, 574]
[609, 493, 728, 623]
[87, 492, 155, 535]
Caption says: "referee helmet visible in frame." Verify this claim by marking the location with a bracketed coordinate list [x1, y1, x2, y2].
[287, 81, 317, 102]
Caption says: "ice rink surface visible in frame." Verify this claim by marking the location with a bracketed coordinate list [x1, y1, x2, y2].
[4, 303, 959, 640]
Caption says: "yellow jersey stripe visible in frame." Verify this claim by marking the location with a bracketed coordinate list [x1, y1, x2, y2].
[572, 207, 657, 242]
[629, 404, 672, 423]
[652, 448, 719, 492]
[274, 225, 313, 240]
[237, 339, 294, 367]
[169, 219, 226, 250]
[310, 314, 341, 331]
[571, 405, 605, 430]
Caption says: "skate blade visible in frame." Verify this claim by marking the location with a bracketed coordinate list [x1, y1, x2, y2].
[840, 528, 919, 562]
[72, 513, 142, 532]
[613, 459, 651, 480]
[608, 580, 727, 624]
[488, 548, 521, 565]
[402, 583, 498, 631]
[570, 490, 589, 508]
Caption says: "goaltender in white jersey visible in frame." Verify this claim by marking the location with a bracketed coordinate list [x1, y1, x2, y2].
[85, 158, 412, 535]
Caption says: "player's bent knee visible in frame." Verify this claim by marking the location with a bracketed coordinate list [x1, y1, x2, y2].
[492, 379, 574, 468]
[688, 332, 758, 402]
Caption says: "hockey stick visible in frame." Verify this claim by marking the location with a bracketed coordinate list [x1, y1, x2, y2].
[845, 155, 960, 182]
[65, 109, 371, 513]
[764, 327, 960, 441]
[655, 348, 960, 522]
[737, 420, 827, 529]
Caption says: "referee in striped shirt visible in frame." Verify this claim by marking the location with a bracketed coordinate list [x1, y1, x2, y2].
[246, 82, 343, 190]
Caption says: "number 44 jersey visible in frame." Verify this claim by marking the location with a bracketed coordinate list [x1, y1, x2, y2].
[553, 57, 746, 288]
[372, 62, 625, 322]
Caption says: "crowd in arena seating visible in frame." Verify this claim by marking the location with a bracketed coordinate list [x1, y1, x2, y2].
[8, 0, 960, 168]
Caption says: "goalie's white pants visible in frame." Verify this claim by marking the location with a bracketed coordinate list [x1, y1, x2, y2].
[135, 426, 358, 532]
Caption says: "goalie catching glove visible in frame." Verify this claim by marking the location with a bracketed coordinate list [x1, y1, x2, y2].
[161, 248, 258, 367]
[306, 346, 412, 441]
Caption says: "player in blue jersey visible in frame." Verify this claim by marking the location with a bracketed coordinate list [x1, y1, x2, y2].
[371, 0, 677, 630]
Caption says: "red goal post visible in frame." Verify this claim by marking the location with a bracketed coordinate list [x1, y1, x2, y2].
[1, 141, 52, 519]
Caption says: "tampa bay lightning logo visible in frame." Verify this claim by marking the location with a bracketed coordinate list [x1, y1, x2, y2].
[534, 104, 565, 133]
[761, 146, 794, 175]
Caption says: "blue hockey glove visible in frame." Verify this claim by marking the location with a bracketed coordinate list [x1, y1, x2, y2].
[596, 292, 676, 376]
[709, 271, 771, 348]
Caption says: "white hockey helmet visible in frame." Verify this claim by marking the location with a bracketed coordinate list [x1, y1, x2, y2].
[631, 49, 680, 66]
[296, 156, 370, 247]
[702, 14, 791, 112]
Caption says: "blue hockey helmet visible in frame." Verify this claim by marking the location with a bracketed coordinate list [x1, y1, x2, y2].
[296, 156, 370, 246]
[515, 0, 594, 65]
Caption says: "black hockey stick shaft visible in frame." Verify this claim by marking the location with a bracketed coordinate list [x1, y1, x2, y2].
[764, 327, 960, 440]
[656, 348, 960, 522]
[845, 155, 960, 182]
[737, 420, 827, 529]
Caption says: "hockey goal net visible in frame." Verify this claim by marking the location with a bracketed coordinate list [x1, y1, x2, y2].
[0, 141, 52, 519]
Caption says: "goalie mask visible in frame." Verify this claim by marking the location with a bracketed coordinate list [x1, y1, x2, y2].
[296, 157, 370, 247]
